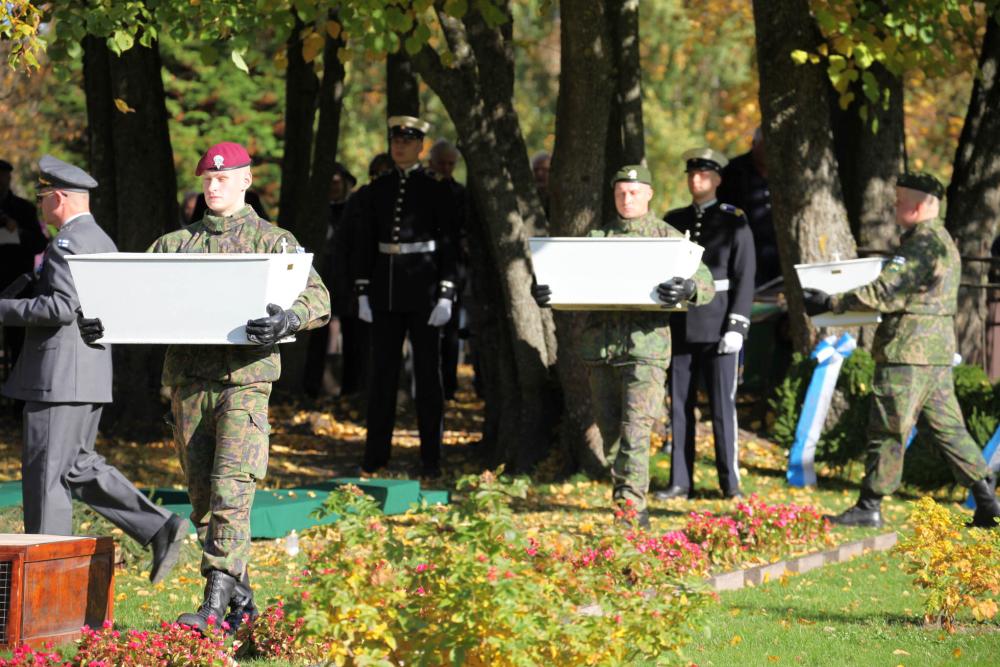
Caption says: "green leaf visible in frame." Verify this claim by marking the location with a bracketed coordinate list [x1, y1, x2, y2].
[861, 70, 879, 103]
[790, 49, 810, 65]
[231, 48, 249, 73]
[854, 43, 873, 70]
[110, 29, 134, 54]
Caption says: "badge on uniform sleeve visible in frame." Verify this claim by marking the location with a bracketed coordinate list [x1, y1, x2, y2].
[295, 246, 305, 254]
[56, 238, 71, 250]
[891, 255, 906, 266]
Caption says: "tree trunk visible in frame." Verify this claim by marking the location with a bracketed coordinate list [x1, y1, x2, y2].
[752, 0, 857, 353]
[946, 15, 1000, 368]
[386, 51, 420, 117]
[832, 62, 905, 252]
[82, 35, 177, 431]
[410, 4, 555, 472]
[611, 0, 644, 165]
[548, 0, 617, 475]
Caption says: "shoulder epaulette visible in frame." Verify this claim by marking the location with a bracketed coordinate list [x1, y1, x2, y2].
[719, 203, 745, 218]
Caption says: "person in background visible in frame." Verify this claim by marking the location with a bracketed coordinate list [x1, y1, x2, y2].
[180, 191, 199, 226]
[531, 151, 552, 230]
[4, 155, 187, 585]
[656, 148, 755, 502]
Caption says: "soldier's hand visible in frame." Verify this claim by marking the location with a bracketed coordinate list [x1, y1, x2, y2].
[427, 298, 453, 327]
[530, 283, 552, 308]
[718, 331, 744, 355]
[657, 277, 696, 308]
[802, 288, 832, 317]
[246, 303, 301, 345]
[357, 295, 373, 323]
[76, 308, 105, 347]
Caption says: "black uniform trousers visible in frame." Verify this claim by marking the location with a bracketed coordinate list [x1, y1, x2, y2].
[303, 316, 370, 397]
[669, 340, 740, 495]
[363, 309, 443, 472]
[440, 306, 460, 400]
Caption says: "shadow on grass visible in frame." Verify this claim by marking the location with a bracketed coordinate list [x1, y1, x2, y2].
[726, 602, 919, 629]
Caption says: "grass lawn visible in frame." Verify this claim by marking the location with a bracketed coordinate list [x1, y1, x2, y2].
[0, 371, 995, 664]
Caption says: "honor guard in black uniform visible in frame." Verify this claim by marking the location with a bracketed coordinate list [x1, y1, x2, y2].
[352, 116, 460, 477]
[655, 148, 756, 500]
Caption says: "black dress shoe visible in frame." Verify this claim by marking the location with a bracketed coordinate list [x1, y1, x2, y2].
[826, 504, 883, 528]
[177, 569, 239, 634]
[149, 514, 189, 584]
[652, 486, 690, 501]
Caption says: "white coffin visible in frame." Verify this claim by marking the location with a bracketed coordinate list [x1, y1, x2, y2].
[794, 257, 885, 327]
[66, 253, 313, 344]
[528, 237, 705, 311]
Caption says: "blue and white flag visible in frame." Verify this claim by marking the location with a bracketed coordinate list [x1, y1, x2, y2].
[787, 333, 857, 487]
[964, 424, 1000, 509]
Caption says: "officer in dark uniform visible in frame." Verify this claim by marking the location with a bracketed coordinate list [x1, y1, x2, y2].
[351, 116, 459, 477]
[655, 147, 756, 500]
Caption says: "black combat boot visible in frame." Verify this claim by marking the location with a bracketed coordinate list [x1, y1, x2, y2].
[224, 569, 259, 634]
[827, 488, 883, 528]
[177, 569, 239, 634]
[967, 475, 1000, 529]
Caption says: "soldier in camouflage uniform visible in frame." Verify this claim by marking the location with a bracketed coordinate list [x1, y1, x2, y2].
[532, 165, 715, 527]
[804, 172, 1000, 529]
[87, 142, 330, 631]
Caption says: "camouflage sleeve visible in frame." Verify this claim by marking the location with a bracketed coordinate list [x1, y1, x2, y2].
[272, 231, 332, 331]
[689, 260, 716, 306]
[831, 233, 936, 314]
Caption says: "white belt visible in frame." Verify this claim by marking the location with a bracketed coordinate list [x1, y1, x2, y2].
[379, 240, 437, 255]
[714, 279, 730, 292]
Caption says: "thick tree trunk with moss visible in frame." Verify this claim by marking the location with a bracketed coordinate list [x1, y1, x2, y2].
[549, 0, 617, 475]
[946, 16, 1000, 368]
[410, 4, 556, 472]
[82, 36, 176, 431]
[386, 51, 420, 118]
[752, 0, 857, 353]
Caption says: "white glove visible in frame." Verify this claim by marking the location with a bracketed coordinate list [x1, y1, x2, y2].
[718, 331, 744, 355]
[427, 298, 453, 327]
[358, 295, 373, 323]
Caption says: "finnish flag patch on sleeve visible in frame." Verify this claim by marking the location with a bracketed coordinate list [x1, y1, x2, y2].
[890, 255, 906, 266]
[56, 238, 71, 250]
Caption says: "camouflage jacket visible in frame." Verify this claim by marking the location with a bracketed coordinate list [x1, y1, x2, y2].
[580, 211, 716, 367]
[149, 206, 331, 386]
[830, 217, 958, 365]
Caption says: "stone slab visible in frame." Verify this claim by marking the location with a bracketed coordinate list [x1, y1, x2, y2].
[787, 552, 826, 574]
[709, 570, 745, 591]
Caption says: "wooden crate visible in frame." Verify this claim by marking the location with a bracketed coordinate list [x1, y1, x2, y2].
[0, 534, 115, 650]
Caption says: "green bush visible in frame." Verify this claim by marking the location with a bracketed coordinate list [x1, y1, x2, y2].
[769, 349, 999, 490]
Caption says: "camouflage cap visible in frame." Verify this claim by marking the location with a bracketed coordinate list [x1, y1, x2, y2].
[897, 171, 945, 199]
[682, 147, 729, 173]
[611, 164, 652, 187]
[387, 115, 431, 139]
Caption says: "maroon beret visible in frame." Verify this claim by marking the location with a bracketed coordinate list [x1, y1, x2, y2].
[195, 142, 252, 176]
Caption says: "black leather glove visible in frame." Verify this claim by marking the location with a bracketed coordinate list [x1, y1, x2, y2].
[246, 303, 301, 345]
[657, 277, 696, 308]
[531, 283, 552, 308]
[76, 308, 105, 346]
[802, 288, 832, 317]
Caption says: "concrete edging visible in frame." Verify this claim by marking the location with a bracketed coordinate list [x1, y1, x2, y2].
[707, 532, 898, 592]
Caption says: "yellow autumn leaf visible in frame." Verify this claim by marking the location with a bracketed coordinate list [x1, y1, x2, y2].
[326, 20, 342, 39]
[953, 648, 962, 658]
[113, 98, 135, 114]
[302, 30, 324, 63]
[790, 50, 810, 65]
[893, 649, 910, 656]
[730, 634, 742, 646]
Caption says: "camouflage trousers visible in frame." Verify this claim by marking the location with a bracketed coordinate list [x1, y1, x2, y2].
[863, 364, 988, 496]
[169, 380, 271, 578]
[588, 362, 667, 511]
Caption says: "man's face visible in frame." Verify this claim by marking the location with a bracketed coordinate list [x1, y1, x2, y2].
[533, 157, 551, 190]
[429, 152, 458, 179]
[895, 186, 932, 229]
[687, 169, 720, 200]
[390, 135, 423, 168]
[202, 168, 250, 215]
[614, 181, 653, 219]
[329, 173, 347, 202]
[38, 189, 61, 226]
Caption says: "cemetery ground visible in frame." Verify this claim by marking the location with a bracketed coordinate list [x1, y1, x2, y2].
[0, 367, 996, 665]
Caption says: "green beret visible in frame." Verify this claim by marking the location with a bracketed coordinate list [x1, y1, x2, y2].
[897, 171, 945, 199]
[611, 164, 652, 187]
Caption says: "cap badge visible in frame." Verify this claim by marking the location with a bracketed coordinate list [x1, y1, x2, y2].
[213, 154, 225, 169]
[628, 169, 637, 179]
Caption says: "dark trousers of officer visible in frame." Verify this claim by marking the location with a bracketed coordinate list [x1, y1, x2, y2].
[669, 340, 740, 495]
[304, 316, 370, 397]
[363, 310, 443, 472]
[22, 401, 170, 542]
[441, 308, 460, 400]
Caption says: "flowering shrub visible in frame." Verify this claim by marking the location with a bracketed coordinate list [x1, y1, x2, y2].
[73, 620, 235, 667]
[286, 472, 718, 666]
[0, 644, 67, 666]
[684, 494, 831, 564]
[233, 600, 326, 662]
[895, 496, 1000, 630]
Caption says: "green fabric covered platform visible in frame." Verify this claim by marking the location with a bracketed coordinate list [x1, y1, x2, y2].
[0, 478, 449, 539]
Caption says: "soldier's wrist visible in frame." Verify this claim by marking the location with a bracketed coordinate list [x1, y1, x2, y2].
[725, 314, 750, 336]
[437, 280, 456, 301]
[354, 279, 370, 297]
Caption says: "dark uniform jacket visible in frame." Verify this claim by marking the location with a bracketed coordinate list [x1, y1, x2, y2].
[717, 152, 778, 287]
[0, 191, 47, 291]
[350, 165, 459, 312]
[665, 201, 756, 343]
[0, 214, 113, 403]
